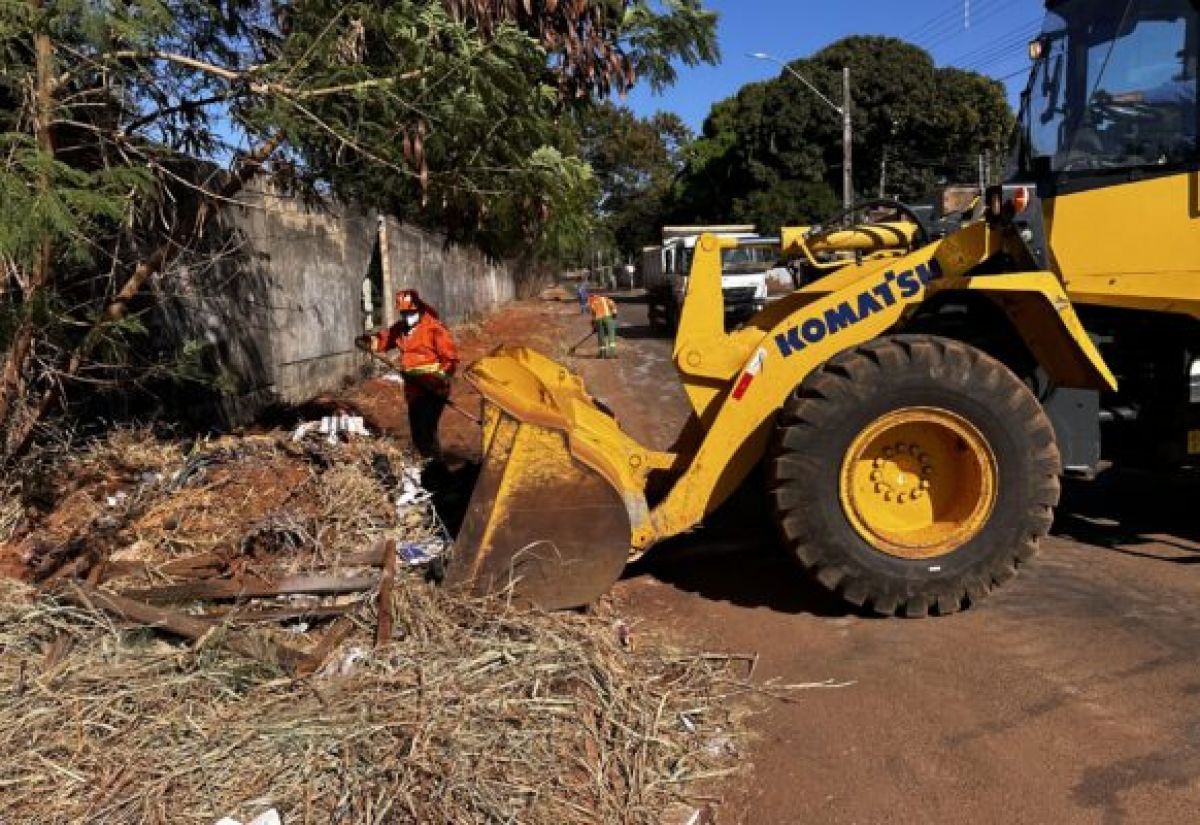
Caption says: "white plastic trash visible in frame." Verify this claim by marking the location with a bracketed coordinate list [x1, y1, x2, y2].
[213, 810, 282, 825]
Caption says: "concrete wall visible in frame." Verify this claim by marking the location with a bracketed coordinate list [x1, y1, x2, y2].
[236, 187, 380, 406]
[378, 219, 515, 328]
[157, 184, 518, 424]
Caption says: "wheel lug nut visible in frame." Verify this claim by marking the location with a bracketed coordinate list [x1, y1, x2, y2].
[871, 471, 882, 482]
[883, 448, 894, 458]
[897, 493, 907, 503]
[920, 480, 931, 490]
[910, 489, 923, 500]
[873, 458, 884, 468]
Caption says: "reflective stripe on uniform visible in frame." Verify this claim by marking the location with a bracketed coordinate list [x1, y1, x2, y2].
[402, 364, 447, 379]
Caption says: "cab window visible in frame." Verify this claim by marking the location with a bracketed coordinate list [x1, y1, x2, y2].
[1022, 0, 1198, 175]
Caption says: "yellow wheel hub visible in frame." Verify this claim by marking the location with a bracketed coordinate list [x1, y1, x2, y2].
[839, 407, 997, 560]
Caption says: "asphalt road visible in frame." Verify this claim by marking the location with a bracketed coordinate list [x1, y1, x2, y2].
[567, 295, 1200, 825]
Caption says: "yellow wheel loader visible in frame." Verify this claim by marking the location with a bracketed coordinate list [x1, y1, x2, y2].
[448, 0, 1200, 616]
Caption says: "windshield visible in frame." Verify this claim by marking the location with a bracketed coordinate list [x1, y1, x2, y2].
[1019, 0, 1198, 176]
[673, 243, 781, 276]
[721, 245, 780, 275]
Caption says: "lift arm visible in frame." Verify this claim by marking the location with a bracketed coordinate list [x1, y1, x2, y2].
[652, 222, 1115, 542]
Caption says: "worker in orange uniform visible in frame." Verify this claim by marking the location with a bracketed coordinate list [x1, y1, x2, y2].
[587, 293, 619, 359]
[358, 290, 459, 461]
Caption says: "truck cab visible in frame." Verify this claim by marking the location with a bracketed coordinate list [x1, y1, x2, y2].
[643, 226, 780, 332]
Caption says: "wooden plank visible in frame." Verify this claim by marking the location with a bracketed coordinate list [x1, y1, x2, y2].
[119, 573, 379, 604]
[196, 604, 356, 626]
[100, 544, 389, 585]
[57, 583, 306, 674]
[160, 551, 230, 577]
[294, 616, 358, 678]
[375, 540, 397, 649]
[85, 558, 107, 587]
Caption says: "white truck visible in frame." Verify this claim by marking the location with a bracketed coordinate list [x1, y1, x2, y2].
[641, 226, 781, 332]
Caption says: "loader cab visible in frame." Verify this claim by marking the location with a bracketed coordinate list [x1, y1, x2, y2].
[1019, 0, 1199, 185]
[1012, 0, 1200, 299]
[1012, 0, 1200, 469]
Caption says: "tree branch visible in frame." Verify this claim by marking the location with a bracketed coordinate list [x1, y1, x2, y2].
[295, 72, 425, 99]
[103, 50, 254, 83]
[101, 51, 425, 100]
[120, 92, 234, 136]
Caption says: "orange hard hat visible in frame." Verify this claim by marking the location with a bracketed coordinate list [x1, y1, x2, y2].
[395, 289, 420, 312]
[394, 289, 440, 319]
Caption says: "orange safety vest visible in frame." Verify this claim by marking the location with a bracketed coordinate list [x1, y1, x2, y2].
[588, 295, 617, 321]
[373, 315, 459, 397]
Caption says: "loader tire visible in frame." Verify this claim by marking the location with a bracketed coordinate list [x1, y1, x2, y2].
[769, 335, 1061, 617]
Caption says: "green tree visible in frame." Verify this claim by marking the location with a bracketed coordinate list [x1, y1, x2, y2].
[574, 103, 692, 259]
[670, 36, 1014, 232]
[0, 0, 719, 460]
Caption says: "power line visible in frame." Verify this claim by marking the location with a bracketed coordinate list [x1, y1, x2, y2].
[919, 0, 1019, 53]
[912, 0, 1009, 50]
[997, 66, 1032, 82]
[909, 0, 1004, 43]
[905, 0, 971, 41]
[965, 30, 1041, 72]
[946, 17, 1042, 66]
[963, 41, 1038, 75]
[972, 51, 1034, 75]
[919, 0, 1020, 53]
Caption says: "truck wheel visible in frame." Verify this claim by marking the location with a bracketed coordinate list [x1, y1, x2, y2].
[768, 335, 1061, 617]
[665, 297, 680, 333]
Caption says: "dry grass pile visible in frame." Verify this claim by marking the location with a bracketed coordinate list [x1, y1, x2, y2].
[0, 483, 21, 544]
[0, 426, 749, 824]
[0, 576, 745, 824]
[5, 425, 431, 579]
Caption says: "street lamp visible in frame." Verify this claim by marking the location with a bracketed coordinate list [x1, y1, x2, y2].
[749, 52, 854, 212]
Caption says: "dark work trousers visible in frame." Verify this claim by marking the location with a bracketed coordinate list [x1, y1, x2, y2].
[407, 390, 448, 460]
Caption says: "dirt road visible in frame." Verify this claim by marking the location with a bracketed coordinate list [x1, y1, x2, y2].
[363, 296, 1200, 823]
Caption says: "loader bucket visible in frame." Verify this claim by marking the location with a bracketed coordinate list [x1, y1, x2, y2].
[445, 347, 654, 610]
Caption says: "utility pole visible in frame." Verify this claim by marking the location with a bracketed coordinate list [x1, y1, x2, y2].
[978, 153, 986, 193]
[749, 53, 854, 211]
[879, 148, 888, 199]
[842, 66, 854, 212]
[378, 217, 395, 327]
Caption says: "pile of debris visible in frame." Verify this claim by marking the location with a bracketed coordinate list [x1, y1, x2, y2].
[0, 427, 747, 823]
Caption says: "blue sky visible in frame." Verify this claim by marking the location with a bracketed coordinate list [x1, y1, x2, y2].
[625, 0, 1047, 131]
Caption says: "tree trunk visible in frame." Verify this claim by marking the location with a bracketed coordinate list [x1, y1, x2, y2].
[0, 1, 55, 449]
[2, 135, 283, 463]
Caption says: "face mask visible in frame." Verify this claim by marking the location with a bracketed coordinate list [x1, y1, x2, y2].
[403, 312, 420, 327]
